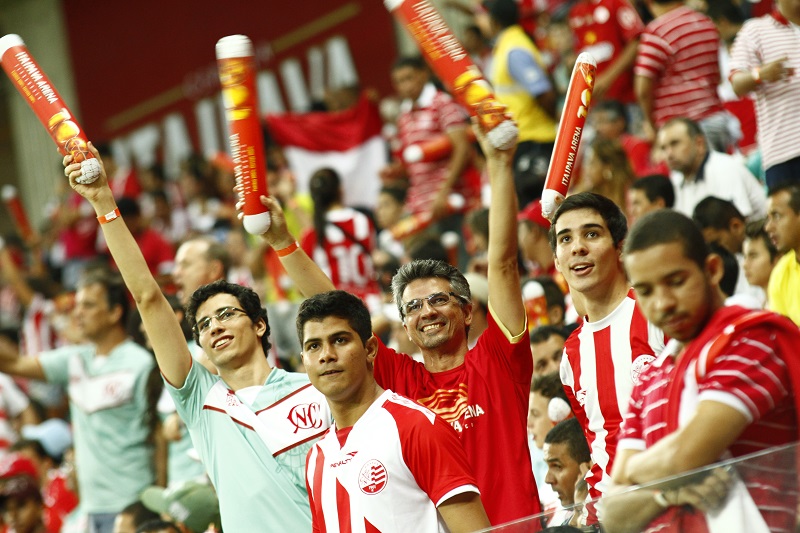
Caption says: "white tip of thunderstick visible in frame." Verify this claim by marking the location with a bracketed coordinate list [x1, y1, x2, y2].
[402, 145, 423, 164]
[575, 52, 597, 67]
[383, 0, 404, 10]
[0, 34, 24, 57]
[215, 35, 254, 60]
[76, 159, 101, 184]
[487, 120, 519, 151]
[441, 231, 460, 249]
[540, 189, 565, 221]
[243, 212, 272, 235]
[1, 185, 17, 201]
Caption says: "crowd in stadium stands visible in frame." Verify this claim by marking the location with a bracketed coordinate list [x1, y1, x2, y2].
[1, 0, 800, 531]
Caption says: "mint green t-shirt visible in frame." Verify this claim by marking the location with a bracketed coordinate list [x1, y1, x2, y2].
[39, 340, 156, 513]
[167, 362, 329, 532]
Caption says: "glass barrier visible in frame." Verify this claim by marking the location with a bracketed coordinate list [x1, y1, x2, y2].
[478, 441, 799, 532]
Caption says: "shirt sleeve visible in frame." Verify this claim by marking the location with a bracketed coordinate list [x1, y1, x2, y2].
[164, 359, 218, 427]
[728, 21, 760, 74]
[615, 0, 644, 42]
[634, 31, 670, 79]
[507, 48, 552, 97]
[38, 346, 81, 386]
[617, 368, 649, 451]
[697, 326, 791, 423]
[373, 338, 427, 396]
[388, 403, 479, 506]
[474, 311, 533, 386]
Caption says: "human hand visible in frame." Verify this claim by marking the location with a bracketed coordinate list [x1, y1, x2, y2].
[658, 467, 733, 514]
[235, 193, 295, 249]
[62, 143, 112, 205]
[759, 57, 794, 83]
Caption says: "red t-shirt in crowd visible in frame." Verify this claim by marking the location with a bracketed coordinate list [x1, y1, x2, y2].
[373, 311, 540, 526]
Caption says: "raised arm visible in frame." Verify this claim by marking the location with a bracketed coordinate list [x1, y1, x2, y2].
[63, 144, 193, 387]
[474, 121, 526, 337]
[249, 194, 336, 297]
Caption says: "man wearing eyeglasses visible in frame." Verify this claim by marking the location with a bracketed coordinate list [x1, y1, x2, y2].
[259, 125, 541, 526]
[62, 145, 332, 532]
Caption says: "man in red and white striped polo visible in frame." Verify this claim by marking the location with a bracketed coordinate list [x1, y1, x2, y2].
[549, 193, 665, 508]
[729, 0, 800, 189]
[605, 209, 800, 533]
[634, 0, 736, 152]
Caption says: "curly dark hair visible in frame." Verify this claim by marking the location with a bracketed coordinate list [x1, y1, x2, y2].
[186, 280, 271, 356]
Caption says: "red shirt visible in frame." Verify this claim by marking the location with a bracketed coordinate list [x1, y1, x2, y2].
[569, 0, 644, 103]
[300, 207, 380, 308]
[619, 306, 799, 533]
[634, 6, 724, 126]
[373, 312, 540, 527]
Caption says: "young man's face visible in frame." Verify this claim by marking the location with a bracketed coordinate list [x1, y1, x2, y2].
[73, 283, 119, 343]
[401, 277, 471, 353]
[302, 316, 376, 403]
[391, 66, 427, 101]
[527, 391, 552, 449]
[543, 442, 582, 506]
[531, 334, 565, 376]
[765, 190, 800, 254]
[554, 208, 624, 299]
[195, 293, 264, 368]
[626, 188, 662, 225]
[625, 242, 720, 342]
[743, 237, 776, 289]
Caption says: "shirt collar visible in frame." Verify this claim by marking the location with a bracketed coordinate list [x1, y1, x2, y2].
[681, 150, 711, 187]
[400, 82, 438, 113]
[772, 6, 790, 26]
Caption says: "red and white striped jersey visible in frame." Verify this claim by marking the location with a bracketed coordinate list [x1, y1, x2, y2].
[560, 290, 664, 499]
[301, 207, 381, 311]
[618, 306, 798, 533]
[20, 294, 61, 356]
[305, 390, 478, 533]
[729, 11, 800, 169]
[634, 6, 723, 126]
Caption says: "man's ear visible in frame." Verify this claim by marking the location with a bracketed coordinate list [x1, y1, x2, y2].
[365, 336, 379, 366]
[705, 253, 724, 286]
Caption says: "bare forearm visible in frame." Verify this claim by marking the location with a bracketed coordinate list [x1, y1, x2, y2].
[730, 71, 759, 97]
[603, 485, 666, 533]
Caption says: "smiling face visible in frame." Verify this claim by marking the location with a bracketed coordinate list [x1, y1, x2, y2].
[401, 278, 471, 355]
[554, 208, 625, 298]
[302, 316, 377, 404]
[195, 293, 265, 369]
[625, 242, 721, 342]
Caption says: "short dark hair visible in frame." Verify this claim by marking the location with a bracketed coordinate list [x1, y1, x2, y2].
[767, 183, 800, 214]
[186, 280, 271, 355]
[593, 99, 628, 129]
[625, 210, 709, 270]
[692, 196, 744, 230]
[392, 56, 426, 72]
[296, 290, 372, 346]
[120, 501, 160, 530]
[707, 0, 745, 24]
[529, 324, 566, 345]
[532, 276, 566, 316]
[380, 184, 408, 205]
[544, 417, 591, 464]
[77, 270, 130, 326]
[406, 236, 449, 264]
[630, 175, 675, 208]
[116, 196, 141, 218]
[391, 259, 471, 319]
[707, 242, 739, 297]
[531, 371, 568, 402]
[661, 116, 705, 140]
[549, 192, 628, 252]
[486, 0, 519, 28]
[744, 219, 778, 262]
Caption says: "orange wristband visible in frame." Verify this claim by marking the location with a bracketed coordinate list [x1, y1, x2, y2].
[275, 241, 299, 257]
[97, 208, 121, 225]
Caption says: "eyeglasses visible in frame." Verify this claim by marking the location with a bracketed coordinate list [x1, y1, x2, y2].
[195, 306, 247, 335]
[401, 292, 467, 318]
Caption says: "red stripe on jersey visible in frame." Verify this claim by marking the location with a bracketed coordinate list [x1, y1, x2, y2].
[309, 446, 327, 533]
[336, 478, 352, 533]
[365, 518, 380, 533]
[593, 326, 621, 476]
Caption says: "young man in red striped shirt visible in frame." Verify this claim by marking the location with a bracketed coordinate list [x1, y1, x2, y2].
[549, 193, 665, 507]
[605, 209, 800, 533]
[634, 0, 734, 152]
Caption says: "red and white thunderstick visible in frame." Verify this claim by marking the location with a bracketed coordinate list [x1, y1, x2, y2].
[540, 52, 597, 221]
[385, 0, 518, 150]
[216, 35, 271, 235]
[402, 127, 477, 164]
[1, 185, 34, 242]
[0, 34, 100, 184]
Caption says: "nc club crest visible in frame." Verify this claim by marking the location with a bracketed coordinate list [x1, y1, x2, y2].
[358, 459, 387, 494]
